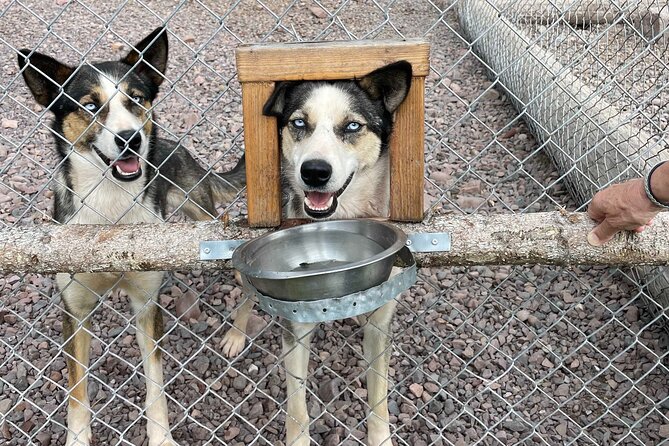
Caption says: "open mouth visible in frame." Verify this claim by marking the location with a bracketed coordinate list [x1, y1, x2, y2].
[303, 172, 354, 219]
[92, 145, 142, 182]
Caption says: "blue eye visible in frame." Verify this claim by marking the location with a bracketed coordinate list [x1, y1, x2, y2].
[345, 121, 362, 132]
[131, 95, 144, 103]
[292, 119, 306, 128]
[83, 102, 98, 112]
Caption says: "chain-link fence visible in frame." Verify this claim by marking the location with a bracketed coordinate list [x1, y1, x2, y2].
[1, 0, 668, 445]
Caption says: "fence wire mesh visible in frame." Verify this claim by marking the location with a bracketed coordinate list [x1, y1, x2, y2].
[0, 0, 668, 445]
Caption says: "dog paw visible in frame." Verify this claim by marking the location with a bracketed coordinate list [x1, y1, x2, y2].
[285, 436, 311, 446]
[220, 327, 247, 357]
[148, 431, 179, 446]
[65, 425, 92, 446]
[149, 439, 179, 446]
[368, 426, 393, 446]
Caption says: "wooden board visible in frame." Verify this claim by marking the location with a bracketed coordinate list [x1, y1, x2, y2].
[241, 81, 281, 227]
[236, 39, 430, 82]
[390, 76, 425, 221]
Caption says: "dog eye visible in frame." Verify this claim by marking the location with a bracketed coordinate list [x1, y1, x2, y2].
[131, 95, 144, 103]
[83, 102, 98, 113]
[292, 119, 306, 129]
[345, 122, 362, 132]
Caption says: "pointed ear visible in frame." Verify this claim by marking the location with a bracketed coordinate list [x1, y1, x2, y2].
[263, 82, 294, 117]
[121, 26, 168, 86]
[357, 61, 412, 113]
[17, 49, 74, 107]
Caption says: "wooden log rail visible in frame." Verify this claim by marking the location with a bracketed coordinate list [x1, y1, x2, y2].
[1, 211, 668, 274]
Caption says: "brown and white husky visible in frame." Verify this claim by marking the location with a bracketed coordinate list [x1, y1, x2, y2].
[18, 27, 244, 445]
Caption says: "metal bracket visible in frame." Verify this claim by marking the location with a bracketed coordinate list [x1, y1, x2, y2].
[200, 240, 247, 260]
[405, 232, 451, 253]
[199, 231, 451, 261]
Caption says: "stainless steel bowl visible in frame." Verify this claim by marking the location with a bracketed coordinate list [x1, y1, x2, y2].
[232, 220, 407, 301]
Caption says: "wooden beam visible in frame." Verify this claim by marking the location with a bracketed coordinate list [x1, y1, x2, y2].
[390, 76, 425, 221]
[3, 212, 669, 274]
[241, 81, 282, 227]
[236, 39, 430, 82]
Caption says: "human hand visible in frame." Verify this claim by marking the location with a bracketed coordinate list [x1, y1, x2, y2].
[587, 178, 660, 246]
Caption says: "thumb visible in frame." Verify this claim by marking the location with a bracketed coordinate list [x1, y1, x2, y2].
[588, 219, 617, 246]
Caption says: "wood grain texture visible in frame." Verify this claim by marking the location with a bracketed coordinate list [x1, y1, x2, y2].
[3, 212, 669, 274]
[241, 82, 281, 227]
[390, 76, 425, 222]
[236, 39, 430, 82]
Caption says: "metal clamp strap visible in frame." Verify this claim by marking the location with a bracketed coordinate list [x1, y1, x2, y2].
[242, 246, 417, 323]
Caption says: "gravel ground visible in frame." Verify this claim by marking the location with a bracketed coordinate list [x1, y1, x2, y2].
[1, 1, 669, 445]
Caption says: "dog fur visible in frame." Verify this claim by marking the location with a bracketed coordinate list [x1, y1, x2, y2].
[18, 27, 243, 446]
[222, 61, 412, 446]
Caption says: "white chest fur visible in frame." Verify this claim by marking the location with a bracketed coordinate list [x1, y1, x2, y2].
[58, 154, 161, 225]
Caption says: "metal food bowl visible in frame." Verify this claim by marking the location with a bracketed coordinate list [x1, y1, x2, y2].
[232, 219, 408, 301]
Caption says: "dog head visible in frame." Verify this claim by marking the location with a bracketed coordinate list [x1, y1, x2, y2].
[18, 27, 168, 182]
[263, 61, 412, 219]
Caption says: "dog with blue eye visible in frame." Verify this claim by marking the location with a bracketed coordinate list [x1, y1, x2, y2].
[220, 60, 412, 446]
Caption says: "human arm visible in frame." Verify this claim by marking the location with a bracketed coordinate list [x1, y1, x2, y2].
[587, 161, 669, 246]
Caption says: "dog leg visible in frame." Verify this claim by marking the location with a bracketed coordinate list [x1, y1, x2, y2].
[124, 272, 177, 446]
[59, 273, 116, 446]
[220, 270, 254, 358]
[364, 299, 398, 446]
[282, 320, 315, 446]
[220, 297, 254, 357]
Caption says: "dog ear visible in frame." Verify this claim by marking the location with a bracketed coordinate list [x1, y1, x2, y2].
[17, 50, 74, 108]
[121, 26, 168, 86]
[357, 61, 412, 113]
[263, 82, 294, 116]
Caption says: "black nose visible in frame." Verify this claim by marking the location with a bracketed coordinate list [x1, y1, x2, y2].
[301, 160, 332, 187]
[114, 130, 142, 152]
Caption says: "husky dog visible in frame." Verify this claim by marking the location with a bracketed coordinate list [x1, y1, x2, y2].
[18, 27, 243, 446]
[222, 61, 412, 446]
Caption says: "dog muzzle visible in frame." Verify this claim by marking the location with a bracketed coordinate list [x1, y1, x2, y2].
[303, 173, 353, 218]
[93, 145, 143, 182]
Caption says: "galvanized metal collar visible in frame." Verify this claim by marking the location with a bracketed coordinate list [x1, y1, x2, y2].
[244, 246, 417, 323]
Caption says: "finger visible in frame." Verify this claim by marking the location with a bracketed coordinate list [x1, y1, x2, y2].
[588, 219, 618, 246]
[587, 197, 606, 222]
[634, 218, 655, 233]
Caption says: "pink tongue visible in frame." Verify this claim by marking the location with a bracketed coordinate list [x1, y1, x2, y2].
[113, 157, 140, 173]
[306, 191, 333, 207]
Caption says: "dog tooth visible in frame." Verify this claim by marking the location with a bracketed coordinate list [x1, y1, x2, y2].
[115, 166, 139, 176]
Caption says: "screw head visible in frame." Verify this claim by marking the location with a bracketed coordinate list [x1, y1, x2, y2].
[203, 247, 211, 254]
[406, 239, 413, 246]
[431, 238, 439, 245]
